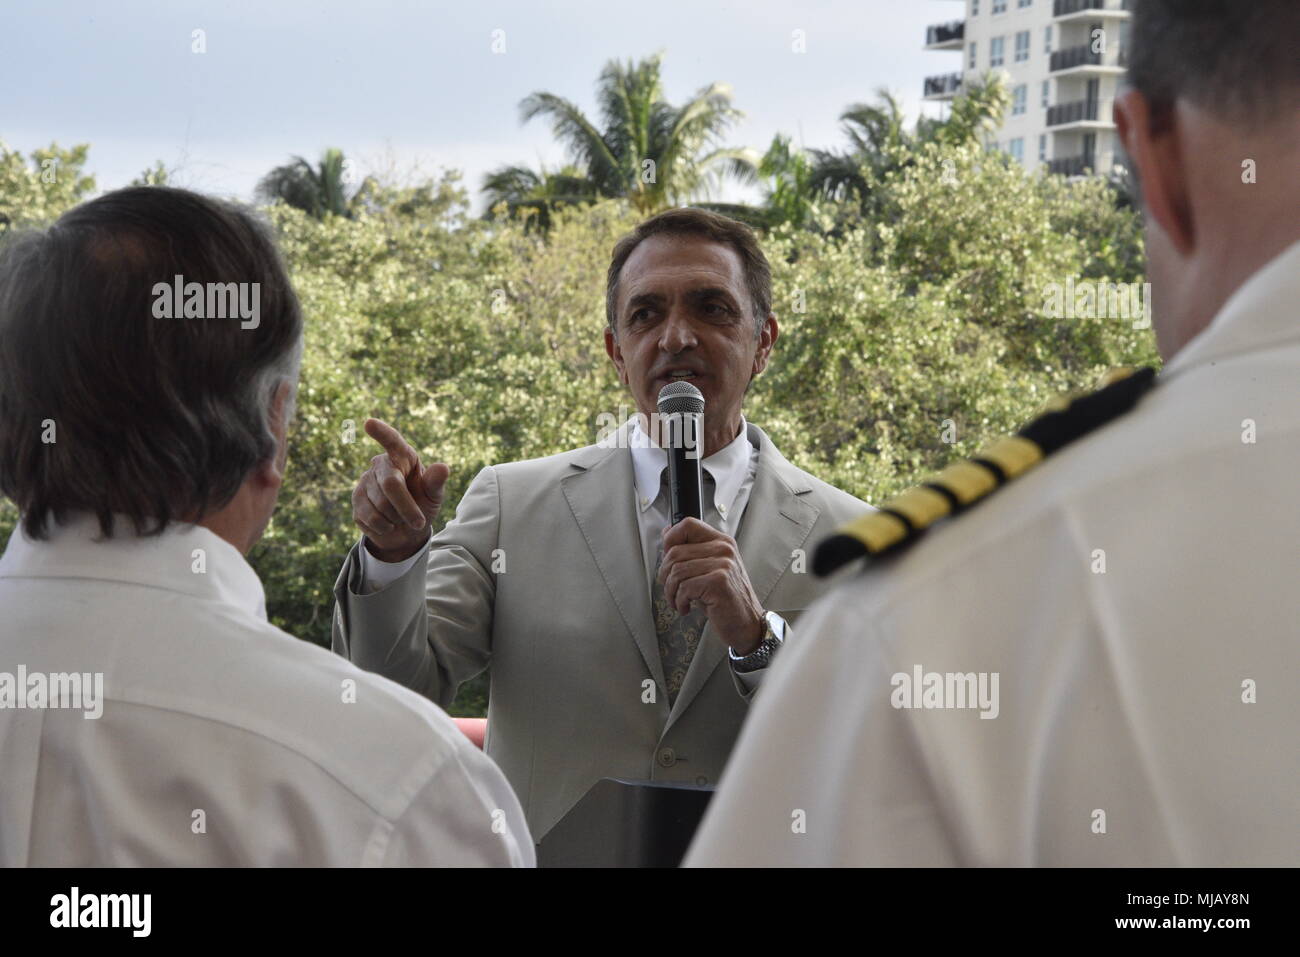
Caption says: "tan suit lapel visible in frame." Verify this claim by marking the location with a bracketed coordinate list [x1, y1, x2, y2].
[560, 423, 667, 696]
[663, 423, 821, 731]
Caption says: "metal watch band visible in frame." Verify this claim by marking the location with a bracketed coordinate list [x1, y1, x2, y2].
[730, 611, 783, 673]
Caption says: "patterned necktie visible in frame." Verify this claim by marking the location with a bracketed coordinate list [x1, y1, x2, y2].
[652, 469, 720, 707]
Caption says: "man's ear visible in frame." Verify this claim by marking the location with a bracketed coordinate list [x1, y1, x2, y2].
[604, 325, 629, 386]
[253, 381, 293, 490]
[751, 314, 779, 378]
[1114, 88, 1196, 256]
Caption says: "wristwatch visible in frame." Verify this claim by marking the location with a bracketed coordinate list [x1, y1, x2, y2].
[728, 611, 786, 673]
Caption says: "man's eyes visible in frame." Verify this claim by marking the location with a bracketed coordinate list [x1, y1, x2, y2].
[630, 303, 731, 321]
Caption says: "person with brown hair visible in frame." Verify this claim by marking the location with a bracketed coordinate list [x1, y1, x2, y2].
[332, 206, 871, 842]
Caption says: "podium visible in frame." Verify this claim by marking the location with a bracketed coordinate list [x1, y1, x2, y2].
[536, 778, 714, 868]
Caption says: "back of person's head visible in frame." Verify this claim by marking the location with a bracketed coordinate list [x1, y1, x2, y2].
[1127, 0, 1300, 130]
[1117, 0, 1300, 358]
[0, 186, 303, 540]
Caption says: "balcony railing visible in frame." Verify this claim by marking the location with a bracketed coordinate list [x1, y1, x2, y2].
[1054, 0, 1103, 15]
[1053, 0, 1131, 15]
[1050, 43, 1104, 71]
[926, 20, 965, 46]
[1047, 155, 1094, 176]
[924, 72, 963, 98]
[1047, 99, 1100, 126]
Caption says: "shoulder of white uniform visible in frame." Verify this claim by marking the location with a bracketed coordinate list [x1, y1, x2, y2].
[813, 366, 1159, 577]
[203, 613, 484, 817]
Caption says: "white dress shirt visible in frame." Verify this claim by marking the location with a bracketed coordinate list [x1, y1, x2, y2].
[627, 413, 757, 601]
[687, 241, 1300, 867]
[360, 415, 783, 684]
[0, 514, 534, 866]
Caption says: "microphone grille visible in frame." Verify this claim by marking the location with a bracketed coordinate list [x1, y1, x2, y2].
[657, 381, 705, 414]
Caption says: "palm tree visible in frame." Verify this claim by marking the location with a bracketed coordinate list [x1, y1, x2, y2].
[807, 74, 1008, 208]
[757, 133, 816, 229]
[919, 74, 1010, 147]
[482, 52, 760, 223]
[256, 147, 372, 219]
[480, 162, 600, 232]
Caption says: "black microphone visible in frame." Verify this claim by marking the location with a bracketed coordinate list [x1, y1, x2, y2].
[657, 381, 705, 525]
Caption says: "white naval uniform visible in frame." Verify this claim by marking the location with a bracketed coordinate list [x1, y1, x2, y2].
[0, 514, 534, 866]
[685, 241, 1300, 867]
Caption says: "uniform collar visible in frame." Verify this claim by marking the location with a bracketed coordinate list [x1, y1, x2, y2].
[630, 413, 753, 515]
[0, 512, 267, 621]
[1162, 239, 1300, 381]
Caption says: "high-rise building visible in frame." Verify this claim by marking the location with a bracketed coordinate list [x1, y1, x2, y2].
[923, 0, 1133, 175]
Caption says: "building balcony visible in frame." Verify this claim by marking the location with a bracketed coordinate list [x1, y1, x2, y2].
[925, 20, 965, 50]
[1050, 42, 1127, 73]
[1046, 99, 1110, 127]
[1047, 154, 1095, 177]
[1053, 0, 1133, 20]
[923, 71, 963, 101]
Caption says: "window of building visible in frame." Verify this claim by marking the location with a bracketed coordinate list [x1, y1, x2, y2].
[1038, 134, 1047, 161]
[1044, 25, 1052, 54]
[1041, 80, 1050, 107]
[1015, 31, 1030, 62]
[1012, 84, 1027, 115]
[1019, 0, 1032, 7]
[990, 36, 1004, 66]
[969, 41, 977, 69]
[1008, 138, 1024, 163]
[992, 0, 1007, 14]
[972, 0, 980, 15]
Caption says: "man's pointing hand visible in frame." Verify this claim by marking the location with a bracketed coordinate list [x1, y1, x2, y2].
[351, 418, 450, 563]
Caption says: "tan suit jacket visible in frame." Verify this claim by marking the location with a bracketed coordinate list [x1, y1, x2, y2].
[332, 419, 869, 839]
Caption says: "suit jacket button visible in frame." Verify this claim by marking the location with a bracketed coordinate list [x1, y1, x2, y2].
[695, 775, 708, 786]
[657, 747, 676, 768]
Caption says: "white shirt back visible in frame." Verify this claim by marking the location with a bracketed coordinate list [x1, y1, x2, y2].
[0, 515, 534, 866]
[686, 241, 1300, 867]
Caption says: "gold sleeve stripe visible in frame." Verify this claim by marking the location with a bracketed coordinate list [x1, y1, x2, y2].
[1039, 393, 1075, 415]
[881, 485, 952, 530]
[838, 510, 910, 553]
[929, 460, 999, 505]
[974, 436, 1043, 480]
[1098, 365, 1137, 388]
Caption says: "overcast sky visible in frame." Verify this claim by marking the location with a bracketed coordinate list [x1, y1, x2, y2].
[4, 0, 964, 214]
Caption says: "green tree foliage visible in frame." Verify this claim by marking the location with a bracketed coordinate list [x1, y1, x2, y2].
[750, 141, 1155, 505]
[0, 138, 1152, 716]
[0, 141, 96, 230]
[128, 161, 170, 188]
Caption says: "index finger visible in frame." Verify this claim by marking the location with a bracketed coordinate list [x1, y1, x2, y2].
[662, 516, 719, 548]
[365, 418, 417, 469]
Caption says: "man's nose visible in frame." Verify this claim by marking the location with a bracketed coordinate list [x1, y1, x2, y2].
[658, 308, 698, 355]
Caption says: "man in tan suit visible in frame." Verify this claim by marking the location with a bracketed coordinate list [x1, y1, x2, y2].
[332, 208, 869, 840]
